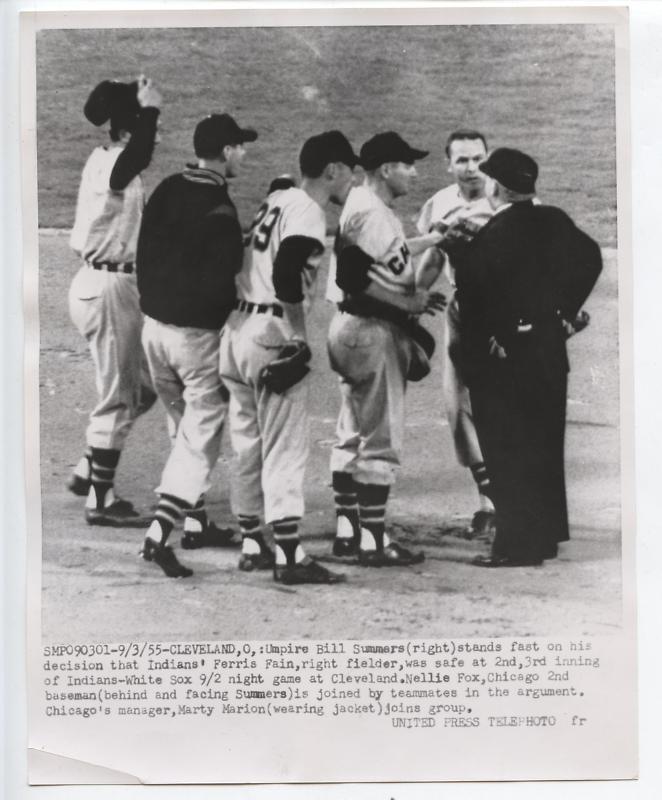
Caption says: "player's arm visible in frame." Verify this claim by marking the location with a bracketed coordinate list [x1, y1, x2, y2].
[109, 78, 162, 191]
[415, 246, 445, 290]
[337, 244, 445, 315]
[405, 231, 444, 257]
[273, 235, 324, 340]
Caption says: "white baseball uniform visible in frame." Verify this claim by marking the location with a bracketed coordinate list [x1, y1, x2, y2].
[219, 187, 326, 523]
[327, 184, 418, 486]
[69, 145, 154, 451]
[416, 184, 492, 467]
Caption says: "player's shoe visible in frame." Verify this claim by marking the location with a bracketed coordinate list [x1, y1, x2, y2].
[181, 522, 239, 550]
[358, 541, 425, 567]
[85, 498, 150, 528]
[332, 515, 360, 557]
[467, 510, 496, 539]
[66, 473, 91, 497]
[273, 556, 346, 585]
[140, 538, 193, 578]
[238, 544, 276, 572]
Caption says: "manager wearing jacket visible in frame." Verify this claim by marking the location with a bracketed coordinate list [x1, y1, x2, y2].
[453, 148, 602, 567]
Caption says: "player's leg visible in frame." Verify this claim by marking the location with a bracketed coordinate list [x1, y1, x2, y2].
[327, 313, 363, 555]
[444, 299, 495, 537]
[141, 325, 230, 577]
[353, 323, 424, 566]
[68, 270, 148, 525]
[220, 316, 274, 571]
[255, 345, 344, 585]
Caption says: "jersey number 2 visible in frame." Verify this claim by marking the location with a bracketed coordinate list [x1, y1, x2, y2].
[246, 203, 281, 252]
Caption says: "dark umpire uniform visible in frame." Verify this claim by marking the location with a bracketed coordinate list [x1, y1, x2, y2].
[454, 148, 602, 567]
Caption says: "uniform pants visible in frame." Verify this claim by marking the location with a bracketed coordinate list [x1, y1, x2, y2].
[219, 311, 309, 524]
[69, 266, 155, 451]
[443, 296, 484, 467]
[327, 312, 410, 486]
[142, 317, 226, 507]
[470, 354, 569, 562]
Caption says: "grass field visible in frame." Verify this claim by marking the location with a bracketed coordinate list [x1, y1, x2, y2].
[36, 25, 616, 243]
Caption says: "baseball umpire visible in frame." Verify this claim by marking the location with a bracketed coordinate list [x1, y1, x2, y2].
[416, 130, 496, 537]
[220, 131, 359, 585]
[327, 132, 446, 566]
[454, 148, 602, 567]
[136, 113, 255, 578]
[68, 76, 161, 526]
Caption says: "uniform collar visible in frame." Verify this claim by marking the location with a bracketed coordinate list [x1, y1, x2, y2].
[182, 164, 228, 188]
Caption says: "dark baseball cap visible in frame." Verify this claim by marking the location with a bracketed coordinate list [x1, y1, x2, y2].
[359, 132, 429, 170]
[84, 80, 141, 129]
[479, 147, 538, 193]
[299, 131, 359, 178]
[194, 113, 258, 158]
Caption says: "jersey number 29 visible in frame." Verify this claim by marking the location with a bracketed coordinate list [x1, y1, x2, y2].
[245, 203, 281, 252]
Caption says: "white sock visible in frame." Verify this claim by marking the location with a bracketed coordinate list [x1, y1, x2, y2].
[184, 516, 203, 533]
[73, 455, 91, 480]
[274, 543, 306, 565]
[85, 485, 116, 510]
[478, 494, 495, 513]
[336, 516, 355, 540]
[144, 520, 163, 546]
[360, 527, 377, 551]
[242, 537, 261, 555]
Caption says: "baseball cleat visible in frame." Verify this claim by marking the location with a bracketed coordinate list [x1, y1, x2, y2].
[467, 510, 496, 539]
[85, 498, 150, 528]
[66, 473, 91, 497]
[181, 522, 239, 550]
[238, 547, 276, 571]
[273, 557, 346, 585]
[358, 542, 425, 567]
[140, 538, 193, 578]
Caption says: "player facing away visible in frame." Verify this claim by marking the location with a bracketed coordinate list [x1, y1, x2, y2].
[68, 76, 161, 526]
[416, 130, 496, 537]
[220, 131, 359, 585]
[137, 113, 256, 578]
[327, 132, 446, 566]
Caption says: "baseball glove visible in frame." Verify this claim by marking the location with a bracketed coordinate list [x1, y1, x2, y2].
[257, 340, 312, 394]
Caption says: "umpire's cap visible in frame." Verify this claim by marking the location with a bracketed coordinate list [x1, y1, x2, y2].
[359, 132, 429, 170]
[194, 113, 258, 158]
[299, 131, 359, 178]
[84, 80, 141, 132]
[479, 147, 538, 194]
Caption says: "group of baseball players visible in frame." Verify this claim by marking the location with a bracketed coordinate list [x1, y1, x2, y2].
[66, 75, 601, 584]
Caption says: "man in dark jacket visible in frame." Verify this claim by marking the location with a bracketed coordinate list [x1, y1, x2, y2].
[136, 113, 257, 577]
[453, 148, 602, 567]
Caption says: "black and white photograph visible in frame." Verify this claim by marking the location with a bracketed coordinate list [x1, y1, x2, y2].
[17, 1, 643, 788]
[35, 13, 624, 643]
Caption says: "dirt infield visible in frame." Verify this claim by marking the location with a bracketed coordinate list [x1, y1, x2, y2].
[38, 233, 621, 642]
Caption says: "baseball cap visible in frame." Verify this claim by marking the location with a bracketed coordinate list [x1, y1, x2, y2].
[479, 147, 538, 193]
[299, 131, 359, 178]
[84, 80, 141, 130]
[194, 113, 258, 158]
[359, 132, 429, 170]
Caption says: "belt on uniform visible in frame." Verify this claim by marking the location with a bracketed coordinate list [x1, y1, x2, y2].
[86, 260, 135, 274]
[234, 299, 284, 318]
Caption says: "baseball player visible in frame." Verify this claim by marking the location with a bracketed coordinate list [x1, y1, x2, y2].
[68, 76, 161, 526]
[220, 131, 359, 585]
[136, 113, 255, 578]
[327, 132, 446, 566]
[416, 130, 496, 536]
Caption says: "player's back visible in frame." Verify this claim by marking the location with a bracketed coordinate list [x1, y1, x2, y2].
[237, 186, 326, 306]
